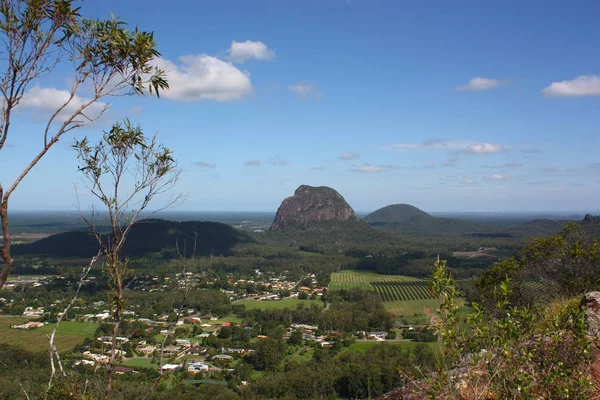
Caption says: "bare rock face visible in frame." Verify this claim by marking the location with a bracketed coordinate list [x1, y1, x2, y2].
[582, 292, 600, 396]
[582, 292, 600, 336]
[270, 185, 360, 231]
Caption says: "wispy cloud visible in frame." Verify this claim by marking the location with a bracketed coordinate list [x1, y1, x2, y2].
[195, 161, 217, 168]
[482, 162, 523, 168]
[127, 106, 144, 115]
[461, 178, 476, 184]
[244, 160, 261, 167]
[226, 40, 275, 63]
[270, 156, 289, 166]
[528, 180, 558, 186]
[390, 139, 506, 155]
[380, 164, 405, 170]
[310, 166, 326, 171]
[338, 152, 360, 160]
[456, 77, 507, 91]
[542, 75, 600, 97]
[350, 163, 385, 173]
[483, 174, 511, 181]
[523, 148, 544, 154]
[288, 81, 322, 100]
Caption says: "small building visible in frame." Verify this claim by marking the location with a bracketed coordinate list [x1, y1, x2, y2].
[11, 321, 45, 330]
[368, 331, 388, 340]
[22, 306, 44, 318]
[114, 366, 136, 375]
[213, 354, 233, 361]
[138, 345, 156, 355]
[161, 363, 181, 372]
[162, 345, 181, 354]
[187, 362, 209, 373]
[187, 347, 207, 356]
[175, 339, 191, 348]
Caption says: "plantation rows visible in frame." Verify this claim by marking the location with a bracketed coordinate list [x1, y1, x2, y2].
[371, 281, 435, 301]
[330, 273, 367, 283]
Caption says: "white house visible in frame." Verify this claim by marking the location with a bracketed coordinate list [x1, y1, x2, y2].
[187, 362, 209, 373]
[161, 363, 181, 372]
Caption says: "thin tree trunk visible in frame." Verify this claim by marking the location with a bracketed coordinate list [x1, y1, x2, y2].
[106, 288, 123, 397]
[0, 197, 13, 288]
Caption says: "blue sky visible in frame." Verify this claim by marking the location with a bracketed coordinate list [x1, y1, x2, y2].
[3, 0, 600, 213]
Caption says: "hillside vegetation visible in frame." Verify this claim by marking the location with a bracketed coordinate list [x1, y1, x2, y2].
[11, 219, 251, 258]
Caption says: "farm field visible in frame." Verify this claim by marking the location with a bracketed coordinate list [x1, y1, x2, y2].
[328, 270, 438, 316]
[234, 298, 324, 310]
[328, 270, 420, 292]
[0, 316, 94, 352]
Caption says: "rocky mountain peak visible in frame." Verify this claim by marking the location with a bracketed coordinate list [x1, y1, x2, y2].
[583, 214, 600, 224]
[270, 185, 359, 231]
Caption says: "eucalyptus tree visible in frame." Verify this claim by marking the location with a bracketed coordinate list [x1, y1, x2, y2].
[73, 119, 179, 396]
[0, 0, 168, 288]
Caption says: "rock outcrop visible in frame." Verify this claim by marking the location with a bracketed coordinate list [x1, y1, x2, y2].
[270, 185, 360, 231]
[582, 291, 600, 396]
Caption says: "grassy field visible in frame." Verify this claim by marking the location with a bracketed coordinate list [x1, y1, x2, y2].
[0, 316, 94, 352]
[383, 299, 439, 316]
[234, 298, 324, 310]
[121, 357, 158, 370]
[340, 340, 439, 354]
[38, 321, 98, 337]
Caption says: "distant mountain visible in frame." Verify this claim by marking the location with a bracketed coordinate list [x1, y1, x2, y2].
[364, 204, 486, 235]
[266, 186, 407, 250]
[12, 219, 251, 258]
[582, 214, 600, 236]
[270, 185, 361, 231]
[363, 204, 430, 224]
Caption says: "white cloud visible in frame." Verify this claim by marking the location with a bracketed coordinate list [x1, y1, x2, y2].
[195, 161, 217, 168]
[338, 152, 359, 160]
[461, 143, 504, 155]
[244, 160, 262, 167]
[311, 166, 326, 171]
[456, 77, 502, 91]
[542, 75, 600, 97]
[20, 86, 107, 121]
[461, 178, 476, 184]
[154, 55, 252, 102]
[390, 139, 505, 155]
[227, 40, 275, 63]
[288, 81, 322, 100]
[350, 163, 384, 173]
[483, 174, 511, 181]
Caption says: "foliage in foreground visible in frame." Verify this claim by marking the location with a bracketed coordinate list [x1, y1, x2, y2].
[428, 258, 593, 399]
